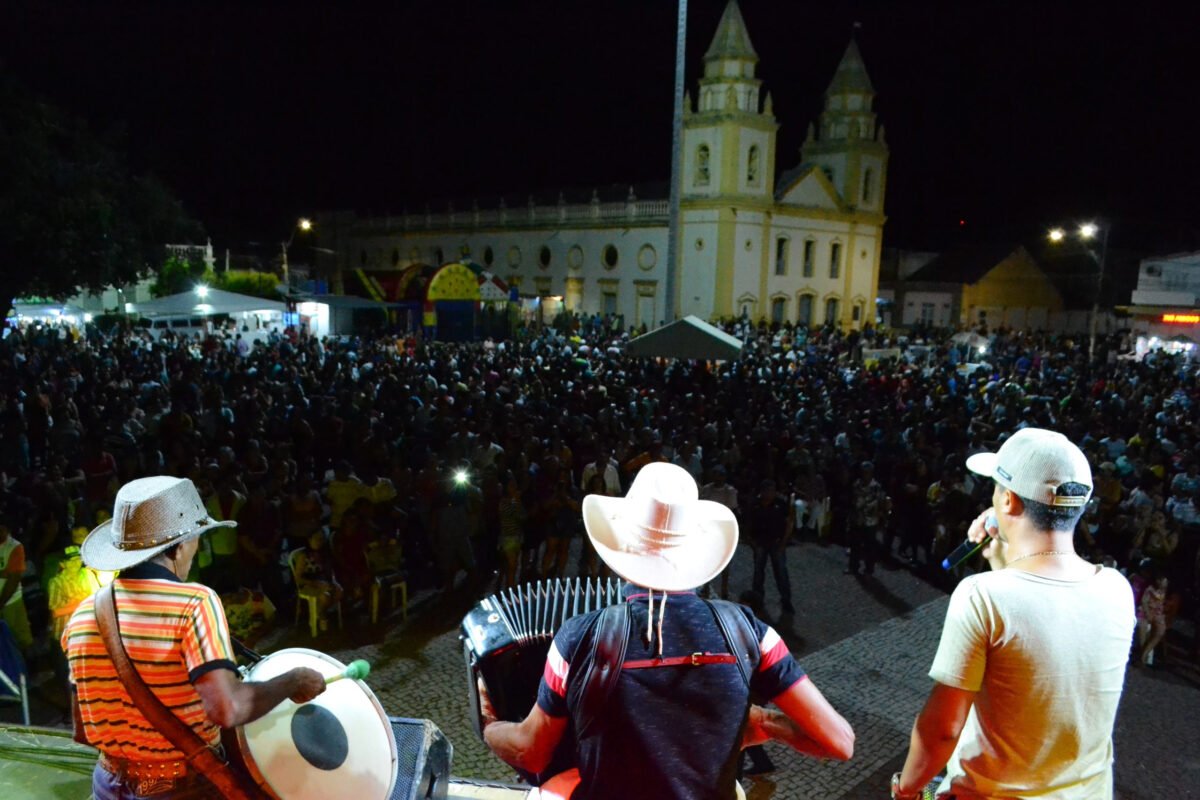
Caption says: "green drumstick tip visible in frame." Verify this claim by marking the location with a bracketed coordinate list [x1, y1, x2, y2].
[326, 659, 371, 684]
[344, 659, 370, 681]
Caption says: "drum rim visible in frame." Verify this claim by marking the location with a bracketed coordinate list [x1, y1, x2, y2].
[237, 648, 398, 800]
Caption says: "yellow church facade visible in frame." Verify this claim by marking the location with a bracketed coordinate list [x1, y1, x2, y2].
[321, 1, 888, 331]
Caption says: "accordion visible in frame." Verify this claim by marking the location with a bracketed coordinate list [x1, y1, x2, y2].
[461, 577, 625, 782]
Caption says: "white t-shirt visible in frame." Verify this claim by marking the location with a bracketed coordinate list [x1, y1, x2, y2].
[930, 565, 1135, 800]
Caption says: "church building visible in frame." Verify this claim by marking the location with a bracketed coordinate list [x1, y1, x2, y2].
[319, 1, 888, 331]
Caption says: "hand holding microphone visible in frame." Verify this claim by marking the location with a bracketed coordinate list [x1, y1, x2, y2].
[942, 509, 999, 571]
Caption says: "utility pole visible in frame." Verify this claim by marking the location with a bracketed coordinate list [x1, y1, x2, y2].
[664, 0, 688, 325]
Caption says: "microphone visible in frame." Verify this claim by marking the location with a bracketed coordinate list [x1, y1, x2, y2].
[941, 513, 997, 571]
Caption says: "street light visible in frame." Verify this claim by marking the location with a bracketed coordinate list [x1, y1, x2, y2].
[281, 217, 314, 289]
[195, 284, 209, 299]
[1047, 219, 1110, 360]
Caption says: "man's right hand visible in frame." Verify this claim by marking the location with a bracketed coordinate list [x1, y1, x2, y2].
[966, 508, 1004, 570]
[287, 667, 327, 704]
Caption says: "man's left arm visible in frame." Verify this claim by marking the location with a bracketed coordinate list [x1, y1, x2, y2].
[893, 682, 975, 797]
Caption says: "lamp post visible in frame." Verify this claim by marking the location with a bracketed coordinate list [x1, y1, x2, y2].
[281, 217, 313, 290]
[1048, 220, 1109, 361]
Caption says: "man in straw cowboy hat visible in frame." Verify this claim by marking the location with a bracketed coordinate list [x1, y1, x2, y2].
[481, 462, 854, 800]
[63, 476, 326, 799]
[891, 429, 1134, 800]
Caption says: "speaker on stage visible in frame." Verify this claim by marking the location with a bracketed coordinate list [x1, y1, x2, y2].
[389, 717, 452, 800]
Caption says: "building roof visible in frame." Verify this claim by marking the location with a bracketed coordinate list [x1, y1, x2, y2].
[704, 0, 758, 62]
[904, 244, 1023, 285]
[826, 38, 874, 95]
[626, 315, 743, 361]
[130, 288, 286, 318]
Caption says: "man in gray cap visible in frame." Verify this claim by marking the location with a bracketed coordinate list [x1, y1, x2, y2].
[891, 429, 1134, 800]
[64, 476, 325, 800]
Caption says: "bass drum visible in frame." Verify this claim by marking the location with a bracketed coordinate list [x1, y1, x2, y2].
[236, 648, 397, 800]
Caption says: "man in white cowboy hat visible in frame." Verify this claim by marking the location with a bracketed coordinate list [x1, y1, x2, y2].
[891, 429, 1135, 800]
[481, 462, 854, 800]
[63, 476, 326, 800]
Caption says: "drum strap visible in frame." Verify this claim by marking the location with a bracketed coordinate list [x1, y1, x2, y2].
[95, 583, 272, 800]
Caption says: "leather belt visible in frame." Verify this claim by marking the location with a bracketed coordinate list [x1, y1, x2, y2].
[623, 652, 738, 669]
[98, 750, 211, 796]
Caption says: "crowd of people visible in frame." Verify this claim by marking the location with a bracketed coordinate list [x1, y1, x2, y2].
[1, 314, 1198, 673]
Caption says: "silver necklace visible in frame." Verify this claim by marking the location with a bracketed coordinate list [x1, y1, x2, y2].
[1007, 550, 1075, 566]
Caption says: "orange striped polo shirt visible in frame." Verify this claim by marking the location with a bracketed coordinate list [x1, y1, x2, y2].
[62, 562, 237, 760]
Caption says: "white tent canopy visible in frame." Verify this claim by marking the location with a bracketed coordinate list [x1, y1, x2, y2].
[130, 288, 286, 318]
[625, 315, 743, 360]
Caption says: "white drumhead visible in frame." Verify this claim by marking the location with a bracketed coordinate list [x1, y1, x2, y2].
[239, 648, 397, 800]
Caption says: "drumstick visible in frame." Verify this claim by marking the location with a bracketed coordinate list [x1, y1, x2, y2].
[325, 659, 371, 684]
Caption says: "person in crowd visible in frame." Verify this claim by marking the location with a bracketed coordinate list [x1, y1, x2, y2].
[747, 479, 794, 617]
[892, 429, 1134, 799]
[847, 461, 889, 575]
[293, 530, 344, 630]
[1136, 573, 1169, 667]
[701, 465, 740, 599]
[480, 463, 854, 800]
[0, 518, 33, 652]
[325, 459, 366, 529]
[497, 471, 527, 589]
[63, 476, 325, 800]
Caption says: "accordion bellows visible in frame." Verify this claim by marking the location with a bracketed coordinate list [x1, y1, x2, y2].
[461, 577, 626, 784]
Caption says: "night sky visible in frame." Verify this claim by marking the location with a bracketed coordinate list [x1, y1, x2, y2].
[4, 1, 1199, 254]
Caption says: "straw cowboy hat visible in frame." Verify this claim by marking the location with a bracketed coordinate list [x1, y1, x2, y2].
[583, 462, 738, 592]
[81, 476, 237, 572]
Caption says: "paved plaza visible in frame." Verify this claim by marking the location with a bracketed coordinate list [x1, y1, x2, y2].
[4, 538, 1197, 798]
[316, 538, 1198, 800]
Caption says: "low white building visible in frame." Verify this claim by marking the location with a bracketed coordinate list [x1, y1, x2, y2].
[1120, 250, 1200, 354]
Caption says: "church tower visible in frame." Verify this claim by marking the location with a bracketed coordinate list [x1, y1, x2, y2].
[801, 39, 889, 214]
[678, 1, 779, 320]
[681, 0, 778, 202]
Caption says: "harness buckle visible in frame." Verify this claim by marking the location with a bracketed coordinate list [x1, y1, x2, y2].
[691, 652, 702, 666]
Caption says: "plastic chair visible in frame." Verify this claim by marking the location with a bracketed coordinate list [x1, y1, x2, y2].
[0, 621, 30, 725]
[288, 548, 343, 638]
[367, 540, 408, 624]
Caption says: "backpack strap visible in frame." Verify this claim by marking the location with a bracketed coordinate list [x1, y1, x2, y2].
[704, 599, 760, 690]
[571, 603, 630, 740]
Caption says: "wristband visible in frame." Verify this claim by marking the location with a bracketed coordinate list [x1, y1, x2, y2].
[891, 772, 921, 800]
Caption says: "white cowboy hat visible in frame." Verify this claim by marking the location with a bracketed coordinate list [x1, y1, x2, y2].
[81, 476, 237, 572]
[583, 462, 738, 592]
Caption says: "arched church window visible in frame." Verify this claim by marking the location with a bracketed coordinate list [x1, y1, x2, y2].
[695, 145, 710, 186]
[830, 242, 842, 280]
[774, 237, 788, 276]
[797, 294, 814, 327]
[771, 297, 787, 324]
[862, 168, 874, 204]
[825, 297, 840, 326]
[748, 146, 760, 185]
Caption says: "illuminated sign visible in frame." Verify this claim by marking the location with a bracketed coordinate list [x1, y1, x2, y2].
[1162, 313, 1200, 324]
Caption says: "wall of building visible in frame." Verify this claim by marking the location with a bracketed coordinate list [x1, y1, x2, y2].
[960, 249, 1063, 327]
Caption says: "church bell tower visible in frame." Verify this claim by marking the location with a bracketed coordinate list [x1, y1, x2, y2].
[681, 0, 778, 202]
[801, 39, 889, 214]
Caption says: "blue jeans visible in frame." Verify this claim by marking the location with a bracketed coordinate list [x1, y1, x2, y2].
[92, 763, 215, 800]
[751, 545, 793, 612]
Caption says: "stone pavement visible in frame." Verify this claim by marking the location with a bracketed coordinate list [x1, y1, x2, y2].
[315, 538, 1199, 800]
[3, 535, 1196, 798]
